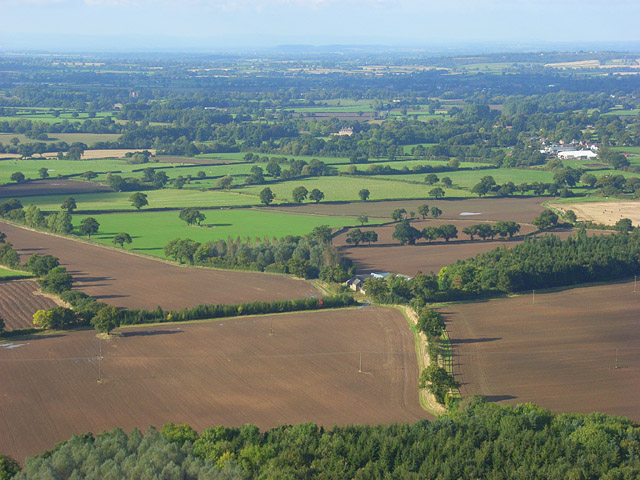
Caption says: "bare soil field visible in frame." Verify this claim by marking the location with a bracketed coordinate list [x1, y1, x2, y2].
[0, 306, 426, 461]
[552, 201, 640, 227]
[0, 280, 59, 330]
[443, 280, 640, 420]
[0, 221, 320, 310]
[334, 220, 559, 276]
[274, 197, 546, 223]
[0, 179, 112, 198]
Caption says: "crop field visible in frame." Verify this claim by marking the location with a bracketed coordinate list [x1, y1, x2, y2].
[0, 221, 320, 310]
[15, 189, 261, 212]
[551, 200, 640, 226]
[74, 209, 356, 255]
[0, 306, 426, 462]
[443, 280, 640, 421]
[334, 220, 540, 275]
[273, 197, 547, 223]
[0, 280, 58, 330]
[0, 179, 112, 198]
[238, 176, 473, 202]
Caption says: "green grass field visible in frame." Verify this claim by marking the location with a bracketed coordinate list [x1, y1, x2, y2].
[16, 189, 261, 212]
[376, 168, 555, 189]
[74, 209, 355, 256]
[0, 157, 142, 184]
[0, 267, 32, 279]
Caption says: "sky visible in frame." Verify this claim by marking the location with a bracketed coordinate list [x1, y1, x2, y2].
[0, 0, 639, 52]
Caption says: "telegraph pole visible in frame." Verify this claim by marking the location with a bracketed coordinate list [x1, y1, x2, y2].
[358, 352, 362, 373]
[97, 337, 103, 383]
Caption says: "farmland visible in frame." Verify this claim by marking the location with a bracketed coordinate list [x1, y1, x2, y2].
[334, 220, 541, 276]
[73, 209, 356, 256]
[0, 221, 320, 310]
[0, 280, 59, 330]
[0, 306, 425, 462]
[443, 280, 640, 421]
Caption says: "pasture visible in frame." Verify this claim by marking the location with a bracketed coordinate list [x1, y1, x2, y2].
[74, 209, 355, 255]
[444, 280, 640, 421]
[0, 221, 320, 310]
[14, 189, 261, 211]
[0, 306, 426, 462]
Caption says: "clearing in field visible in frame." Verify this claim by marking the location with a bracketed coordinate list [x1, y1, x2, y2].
[0, 306, 426, 462]
[0, 221, 320, 310]
[443, 280, 640, 421]
[551, 201, 640, 227]
[0, 280, 60, 330]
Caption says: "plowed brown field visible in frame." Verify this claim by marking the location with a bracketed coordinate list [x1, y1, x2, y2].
[0, 306, 427, 461]
[0, 221, 320, 310]
[274, 197, 546, 223]
[334, 220, 574, 276]
[0, 280, 59, 330]
[0, 179, 112, 198]
[443, 281, 640, 420]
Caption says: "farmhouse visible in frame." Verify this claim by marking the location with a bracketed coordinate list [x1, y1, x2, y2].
[331, 127, 354, 136]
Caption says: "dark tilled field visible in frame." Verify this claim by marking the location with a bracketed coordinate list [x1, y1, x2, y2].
[0, 179, 112, 198]
[443, 281, 640, 421]
[273, 197, 547, 223]
[0, 221, 320, 310]
[333, 220, 571, 276]
[0, 280, 59, 330]
[0, 307, 426, 461]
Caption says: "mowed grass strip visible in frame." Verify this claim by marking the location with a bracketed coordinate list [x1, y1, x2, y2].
[75, 209, 355, 256]
[15, 189, 260, 212]
[0, 267, 32, 278]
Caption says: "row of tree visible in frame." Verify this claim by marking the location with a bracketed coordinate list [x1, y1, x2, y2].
[6, 397, 639, 479]
[163, 228, 353, 281]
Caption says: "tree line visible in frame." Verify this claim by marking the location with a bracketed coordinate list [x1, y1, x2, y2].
[5, 396, 639, 479]
[164, 227, 353, 282]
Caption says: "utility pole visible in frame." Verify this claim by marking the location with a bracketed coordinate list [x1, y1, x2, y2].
[532, 289, 535, 305]
[615, 348, 619, 370]
[358, 352, 362, 373]
[269, 319, 274, 336]
[634, 276, 637, 293]
[97, 337, 103, 383]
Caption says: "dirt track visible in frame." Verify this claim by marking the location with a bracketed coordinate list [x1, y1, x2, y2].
[0, 280, 59, 330]
[0, 221, 320, 310]
[0, 306, 427, 461]
[444, 281, 640, 421]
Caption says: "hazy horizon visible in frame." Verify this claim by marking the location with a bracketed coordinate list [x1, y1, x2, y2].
[1, 0, 638, 54]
